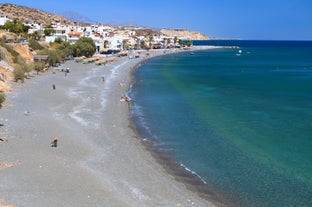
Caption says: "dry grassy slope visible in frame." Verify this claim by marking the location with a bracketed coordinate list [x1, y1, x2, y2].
[0, 3, 73, 26]
[11, 44, 34, 62]
[0, 62, 13, 91]
[0, 30, 35, 91]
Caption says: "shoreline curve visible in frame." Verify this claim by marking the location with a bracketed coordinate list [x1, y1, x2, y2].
[0, 46, 226, 207]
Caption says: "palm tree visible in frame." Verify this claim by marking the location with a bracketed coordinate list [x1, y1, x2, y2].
[140, 40, 147, 49]
[167, 38, 171, 47]
[174, 36, 178, 45]
[122, 39, 129, 50]
[147, 35, 154, 49]
[162, 38, 167, 48]
[29, 31, 41, 41]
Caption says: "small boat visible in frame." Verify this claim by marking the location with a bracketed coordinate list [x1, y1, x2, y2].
[236, 49, 242, 56]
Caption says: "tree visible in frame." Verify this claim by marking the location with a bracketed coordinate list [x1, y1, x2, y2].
[72, 37, 96, 57]
[187, 40, 193, 47]
[24, 62, 34, 77]
[162, 38, 168, 48]
[178, 39, 186, 47]
[54, 37, 63, 44]
[0, 18, 29, 34]
[167, 38, 171, 47]
[122, 39, 131, 50]
[147, 35, 154, 48]
[174, 36, 178, 45]
[140, 40, 147, 49]
[29, 31, 41, 41]
[34, 61, 45, 74]
[48, 50, 62, 66]
[44, 29, 52, 36]
[15, 60, 34, 78]
[44, 25, 54, 36]
[0, 93, 5, 108]
[57, 41, 73, 59]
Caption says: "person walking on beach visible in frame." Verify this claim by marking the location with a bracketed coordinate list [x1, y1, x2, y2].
[101, 76, 105, 83]
[52, 137, 58, 147]
[52, 83, 56, 90]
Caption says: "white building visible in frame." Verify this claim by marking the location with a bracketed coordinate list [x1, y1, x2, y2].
[53, 26, 67, 41]
[26, 23, 44, 36]
[67, 31, 84, 44]
[0, 14, 11, 26]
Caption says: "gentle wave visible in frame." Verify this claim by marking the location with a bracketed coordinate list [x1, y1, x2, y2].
[180, 163, 207, 184]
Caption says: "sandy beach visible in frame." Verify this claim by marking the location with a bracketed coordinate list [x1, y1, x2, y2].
[0, 48, 222, 207]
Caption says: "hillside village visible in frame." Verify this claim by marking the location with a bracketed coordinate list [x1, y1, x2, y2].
[0, 3, 209, 104]
[0, 11, 208, 52]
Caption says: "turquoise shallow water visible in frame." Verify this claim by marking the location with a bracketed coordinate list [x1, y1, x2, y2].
[130, 41, 312, 207]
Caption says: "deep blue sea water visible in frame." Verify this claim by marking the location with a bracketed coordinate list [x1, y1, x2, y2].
[130, 40, 312, 207]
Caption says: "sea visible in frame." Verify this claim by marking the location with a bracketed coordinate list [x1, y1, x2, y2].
[129, 40, 312, 207]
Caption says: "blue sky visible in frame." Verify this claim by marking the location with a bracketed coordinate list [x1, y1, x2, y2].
[2, 0, 312, 40]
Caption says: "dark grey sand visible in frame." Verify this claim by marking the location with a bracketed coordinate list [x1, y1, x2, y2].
[0, 48, 219, 207]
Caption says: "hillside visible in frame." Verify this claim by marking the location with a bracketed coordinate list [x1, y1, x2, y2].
[0, 3, 74, 26]
[0, 3, 208, 40]
[160, 29, 209, 40]
[0, 30, 35, 92]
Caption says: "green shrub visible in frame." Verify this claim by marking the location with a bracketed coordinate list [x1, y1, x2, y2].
[57, 41, 73, 59]
[23, 62, 34, 75]
[48, 49, 62, 66]
[28, 39, 43, 50]
[13, 55, 25, 64]
[13, 65, 25, 83]
[54, 37, 63, 44]
[34, 61, 45, 74]
[48, 50, 62, 66]
[72, 37, 96, 57]
[0, 18, 29, 34]
[0, 93, 5, 108]
[36, 48, 49, 55]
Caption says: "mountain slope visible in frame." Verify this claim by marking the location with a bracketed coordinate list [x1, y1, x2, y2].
[0, 3, 73, 26]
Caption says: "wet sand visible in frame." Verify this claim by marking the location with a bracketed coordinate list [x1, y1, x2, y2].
[0, 48, 223, 207]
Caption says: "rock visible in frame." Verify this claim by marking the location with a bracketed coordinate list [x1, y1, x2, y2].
[0, 81, 11, 92]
